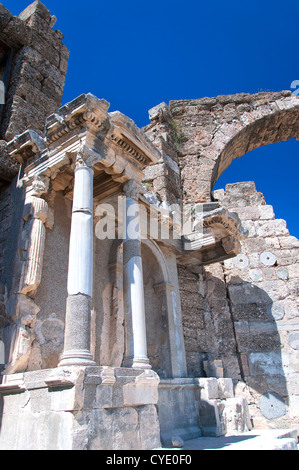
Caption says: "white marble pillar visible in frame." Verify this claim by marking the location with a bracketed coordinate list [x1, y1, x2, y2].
[59, 164, 96, 367]
[122, 180, 151, 369]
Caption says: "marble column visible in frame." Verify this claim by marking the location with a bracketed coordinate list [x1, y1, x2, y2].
[59, 163, 96, 367]
[122, 180, 151, 369]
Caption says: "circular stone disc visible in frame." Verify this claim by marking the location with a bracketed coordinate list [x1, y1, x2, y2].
[249, 268, 263, 282]
[260, 392, 286, 419]
[288, 331, 299, 350]
[233, 254, 249, 269]
[267, 302, 285, 321]
[260, 251, 277, 266]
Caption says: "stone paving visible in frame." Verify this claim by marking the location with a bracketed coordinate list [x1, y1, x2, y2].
[176, 429, 298, 450]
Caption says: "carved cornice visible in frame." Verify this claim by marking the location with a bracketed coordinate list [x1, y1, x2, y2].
[179, 203, 244, 269]
[109, 111, 161, 167]
[6, 94, 160, 183]
[110, 132, 151, 166]
[201, 207, 243, 238]
[46, 109, 109, 144]
[7, 130, 47, 164]
[190, 202, 244, 239]
[7, 94, 161, 196]
[44, 94, 160, 170]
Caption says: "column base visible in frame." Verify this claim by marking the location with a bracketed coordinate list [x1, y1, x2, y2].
[123, 355, 152, 369]
[58, 349, 96, 367]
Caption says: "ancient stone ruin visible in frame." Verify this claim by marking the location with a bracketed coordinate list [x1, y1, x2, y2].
[0, 1, 298, 450]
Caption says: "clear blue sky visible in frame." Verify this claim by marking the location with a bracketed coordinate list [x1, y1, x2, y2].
[4, 0, 299, 237]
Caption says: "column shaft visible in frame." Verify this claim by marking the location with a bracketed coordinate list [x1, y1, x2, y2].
[122, 192, 151, 369]
[59, 165, 95, 367]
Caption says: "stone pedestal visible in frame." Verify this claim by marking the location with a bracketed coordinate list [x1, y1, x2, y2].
[158, 378, 202, 446]
[0, 366, 161, 450]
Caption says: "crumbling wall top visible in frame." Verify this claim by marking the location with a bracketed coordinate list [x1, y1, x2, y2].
[0, 1, 69, 183]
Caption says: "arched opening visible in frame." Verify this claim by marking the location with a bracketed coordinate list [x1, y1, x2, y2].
[172, 93, 299, 205]
[141, 240, 172, 378]
[93, 236, 179, 377]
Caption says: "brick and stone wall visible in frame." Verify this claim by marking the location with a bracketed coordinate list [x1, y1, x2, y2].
[216, 182, 299, 429]
[0, 1, 69, 185]
[0, 1, 69, 142]
[179, 181, 299, 429]
[178, 260, 241, 381]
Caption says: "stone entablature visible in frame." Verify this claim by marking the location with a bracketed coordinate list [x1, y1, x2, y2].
[7, 93, 161, 190]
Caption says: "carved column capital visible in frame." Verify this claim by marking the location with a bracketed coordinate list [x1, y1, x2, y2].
[25, 175, 50, 198]
[75, 146, 98, 170]
[75, 150, 90, 170]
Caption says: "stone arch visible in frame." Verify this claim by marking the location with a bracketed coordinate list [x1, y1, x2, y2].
[141, 238, 170, 283]
[208, 94, 299, 192]
[163, 92, 299, 203]
[211, 97, 299, 187]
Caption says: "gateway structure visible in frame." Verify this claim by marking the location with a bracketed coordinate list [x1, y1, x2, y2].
[0, 1, 298, 450]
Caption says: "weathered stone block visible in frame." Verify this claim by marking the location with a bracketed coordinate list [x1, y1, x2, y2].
[199, 398, 224, 436]
[158, 378, 201, 445]
[235, 330, 282, 353]
[0, 4, 12, 32]
[288, 331, 299, 350]
[19, 1, 52, 24]
[258, 205, 275, 220]
[255, 219, 289, 238]
[138, 405, 161, 450]
[287, 263, 299, 278]
[217, 378, 234, 399]
[198, 377, 219, 399]
[279, 236, 299, 249]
